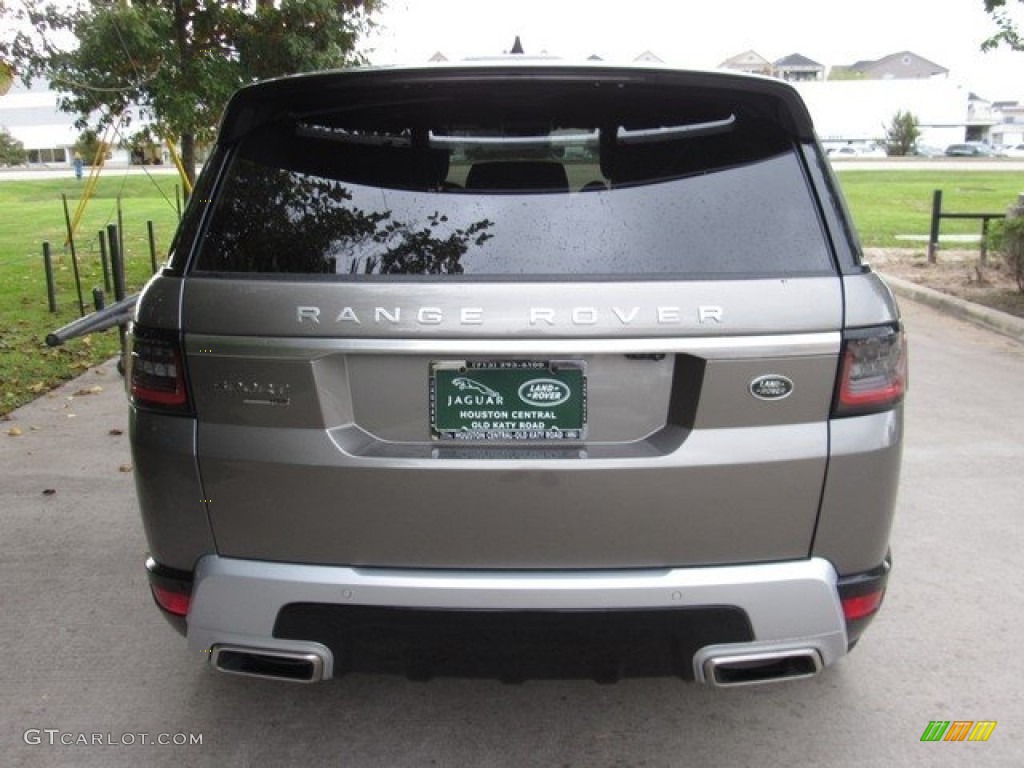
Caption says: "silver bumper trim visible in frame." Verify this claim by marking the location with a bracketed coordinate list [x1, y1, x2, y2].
[186, 556, 848, 682]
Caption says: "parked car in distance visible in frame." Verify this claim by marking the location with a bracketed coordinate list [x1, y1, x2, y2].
[129, 63, 905, 688]
[944, 143, 996, 157]
[827, 143, 887, 159]
[1004, 143, 1024, 158]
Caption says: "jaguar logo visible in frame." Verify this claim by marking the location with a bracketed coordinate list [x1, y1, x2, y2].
[749, 375, 794, 401]
[452, 378, 501, 398]
[518, 379, 572, 407]
[447, 377, 504, 406]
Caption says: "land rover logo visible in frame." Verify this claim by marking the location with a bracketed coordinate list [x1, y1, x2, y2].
[518, 379, 572, 407]
[749, 374, 794, 401]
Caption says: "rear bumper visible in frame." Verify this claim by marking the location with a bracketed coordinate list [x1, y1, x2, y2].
[183, 555, 849, 684]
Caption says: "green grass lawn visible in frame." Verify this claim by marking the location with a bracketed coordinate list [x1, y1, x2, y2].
[835, 169, 1022, 248]
[1, 168, 1021, 415]
[0, 173, 182, 415]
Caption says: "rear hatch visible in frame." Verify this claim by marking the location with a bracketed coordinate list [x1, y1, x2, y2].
[178, 67, 843, 569]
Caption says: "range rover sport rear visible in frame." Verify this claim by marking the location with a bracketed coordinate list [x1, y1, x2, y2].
[130, 64, 904, 686]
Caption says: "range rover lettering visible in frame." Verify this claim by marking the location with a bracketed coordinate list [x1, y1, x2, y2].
[129, 63, 905, 686]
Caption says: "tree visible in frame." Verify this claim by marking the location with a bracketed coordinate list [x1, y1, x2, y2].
[0, 59, 13, 94]
[982, 0, 1024, 51]
[883, 110, 921, 157]
[73, 127, 108, 166]
[0, 127, 26, 165]
[1, 1, 379, 192]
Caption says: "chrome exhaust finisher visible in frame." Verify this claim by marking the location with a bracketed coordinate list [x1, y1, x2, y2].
[702, 648, 823, 687]
[210, 645, 326, 683]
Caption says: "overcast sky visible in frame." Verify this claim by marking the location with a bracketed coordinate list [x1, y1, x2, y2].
[362, 0, 1024, 100]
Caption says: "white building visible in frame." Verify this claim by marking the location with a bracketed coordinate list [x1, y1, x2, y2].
[1, 79, 77, 163]
[0, 79, 134, 165]
[793, 78, 970, 150]
[990, 100, 1024, 146]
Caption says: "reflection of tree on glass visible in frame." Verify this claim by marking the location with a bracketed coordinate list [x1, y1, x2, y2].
[198, 162, 493, 275]
[361, 214, 493, 275]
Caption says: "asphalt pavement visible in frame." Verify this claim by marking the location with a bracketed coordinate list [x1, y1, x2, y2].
[2, 296, 1023, 767]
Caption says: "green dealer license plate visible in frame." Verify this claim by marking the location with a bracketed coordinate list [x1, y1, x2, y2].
[430, 360, 587, 441]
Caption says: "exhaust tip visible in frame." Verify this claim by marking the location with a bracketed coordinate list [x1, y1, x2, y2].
[703, 649, 822, 687]
[210, 645, 325, 683]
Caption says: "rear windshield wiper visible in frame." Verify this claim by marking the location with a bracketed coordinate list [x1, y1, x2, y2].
[616, 115, 736, 145]
[428, 130, 599, 150]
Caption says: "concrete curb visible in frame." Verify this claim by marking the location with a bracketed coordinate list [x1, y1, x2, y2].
[878, 271, 1024, 345]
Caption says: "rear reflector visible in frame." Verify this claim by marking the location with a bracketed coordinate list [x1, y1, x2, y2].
[130, 331, 189, 411]
[837, 557, 891, 647]
[146, 558, 192, 635]
[833, 324, 906, 417]
[151, 584, 190, 616]
[841, 591, 884, 621]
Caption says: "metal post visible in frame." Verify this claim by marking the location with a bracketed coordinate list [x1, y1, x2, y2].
[175, 184, 182, 221]
[107, 224, 125, 302]
[92, 288, 105, 311]
[42, 242, 57, 313]
[116, 196, 125, 269]
[98, 230, 112, 293]
[927, 189, 942, 264]
[61, 193, 86, 316]
[107, 224, 127, 368]
[980, 217, 989, 266]
[147, 220, 158, 274]
[1007, 193, 1024, 292]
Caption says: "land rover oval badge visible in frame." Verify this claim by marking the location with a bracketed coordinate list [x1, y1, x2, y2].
[749, 374, 794, 401]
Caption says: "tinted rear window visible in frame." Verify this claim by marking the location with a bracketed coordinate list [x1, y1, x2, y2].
[193, 79, 832, 278]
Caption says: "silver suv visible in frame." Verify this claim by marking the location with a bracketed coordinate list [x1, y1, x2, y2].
[129, 63, 905, 686]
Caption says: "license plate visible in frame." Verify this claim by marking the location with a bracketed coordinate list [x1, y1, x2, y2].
[430, 360, 587, 441]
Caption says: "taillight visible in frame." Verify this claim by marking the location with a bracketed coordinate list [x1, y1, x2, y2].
[832, 324, 906, 417]
[130, 328, 190, 412]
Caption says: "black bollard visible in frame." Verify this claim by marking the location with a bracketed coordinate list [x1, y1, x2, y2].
[147, 220, 158, 274]
[42, 242, 57, 313]
[61, 194, 86, 316]
[98, 231, 112, 293]
[107, 224, 128, 369]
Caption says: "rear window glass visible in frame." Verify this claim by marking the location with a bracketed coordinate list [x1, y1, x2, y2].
[193, 80, 832, 277]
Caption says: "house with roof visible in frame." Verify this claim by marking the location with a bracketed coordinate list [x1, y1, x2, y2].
[718, 50, 773, 77]
[633, 50, 663, 64]
[712, 48, 981, 147]
[830, 51, 948, 80]
[719, 51, 825, 82]
[774, 54, 825, 82]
